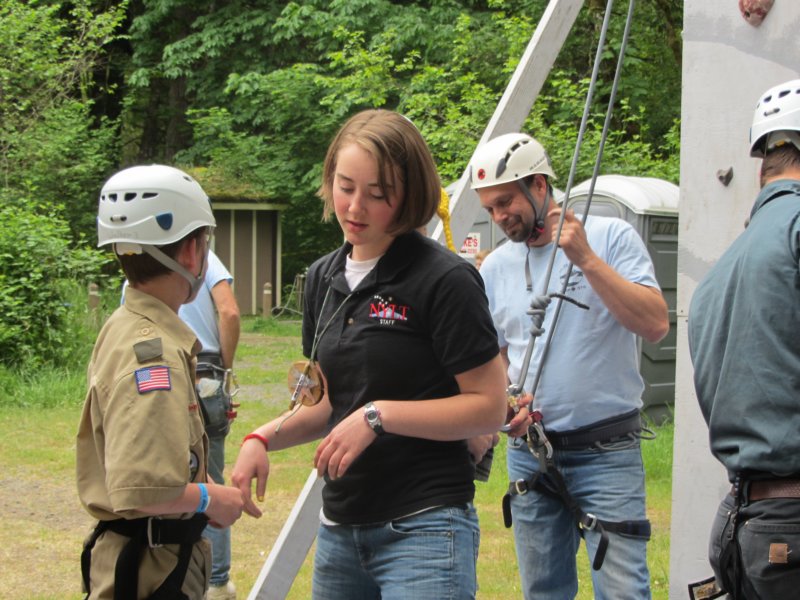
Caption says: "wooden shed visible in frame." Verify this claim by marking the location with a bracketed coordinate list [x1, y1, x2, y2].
[189, 168, 287, 315]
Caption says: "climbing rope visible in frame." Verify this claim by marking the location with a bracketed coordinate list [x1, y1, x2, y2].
[529, 0, 638, 395]
[509, 0, 637, 401]
[438, 187, 456, 252]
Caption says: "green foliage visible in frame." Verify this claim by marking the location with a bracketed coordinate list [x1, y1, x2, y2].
[155, 1, 681, 284]
[0, 202, 111, 367]
[0, 0, 126, 238]
[526, 74, 681, 185]
[0, 1, 124, 366]
[4, 0, 683, 295]
[5, 101, 118, 235]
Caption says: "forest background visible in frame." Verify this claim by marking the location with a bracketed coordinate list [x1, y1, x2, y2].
[0, 2, 682, 595]
[0, 0, 681, 390]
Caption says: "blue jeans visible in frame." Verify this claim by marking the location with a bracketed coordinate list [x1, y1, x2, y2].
[710, 493, 800, 599]
[203, 430, 231, 585]
[507, 438, 651, 600]
[312, 504, 480, 600]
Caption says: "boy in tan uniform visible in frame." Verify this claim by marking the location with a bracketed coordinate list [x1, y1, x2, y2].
[77, 165, 246, 599]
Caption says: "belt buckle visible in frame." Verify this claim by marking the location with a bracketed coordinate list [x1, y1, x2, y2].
[147, 517, 163, 548]
[581, 513, 598, 531]
[514, 479, 528, 496]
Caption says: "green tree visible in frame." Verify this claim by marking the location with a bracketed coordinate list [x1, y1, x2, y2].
[0, 0, 127, 237]
[118, 0, 682, 281]
[0, 0, 124, 366]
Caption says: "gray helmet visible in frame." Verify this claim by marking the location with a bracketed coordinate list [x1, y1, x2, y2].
[750, 79, 800, 157]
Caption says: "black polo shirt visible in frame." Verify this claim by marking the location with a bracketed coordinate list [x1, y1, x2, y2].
[303, 231, 500, 524]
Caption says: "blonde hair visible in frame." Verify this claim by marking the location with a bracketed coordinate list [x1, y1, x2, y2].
[318, 110, 442, 235]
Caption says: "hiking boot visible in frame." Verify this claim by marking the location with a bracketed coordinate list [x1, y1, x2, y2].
[206, 580, 236, 600]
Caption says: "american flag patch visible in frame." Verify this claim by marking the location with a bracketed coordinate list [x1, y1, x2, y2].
[134, 366, 171, 393]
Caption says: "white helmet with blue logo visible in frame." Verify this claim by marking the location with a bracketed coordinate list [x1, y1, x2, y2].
[750, 79, 800, 157]
[97, 165, 215, 250]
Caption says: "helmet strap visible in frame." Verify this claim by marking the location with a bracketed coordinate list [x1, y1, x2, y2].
[765, 130, 800, 154]
[517, 177, 551, 242]
[141, 244, 205, 302]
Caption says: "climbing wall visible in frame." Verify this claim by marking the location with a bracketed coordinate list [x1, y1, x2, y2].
[670, 0, 797, 596]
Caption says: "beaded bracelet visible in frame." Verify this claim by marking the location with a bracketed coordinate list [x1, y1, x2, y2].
[196, 483, 211, 513]
[242, 432, 269, 451]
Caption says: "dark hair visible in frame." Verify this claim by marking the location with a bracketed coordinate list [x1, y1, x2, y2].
[117, 227, 206, 285]
[317, 109, 441, 235]
[761, 144, 800, 187]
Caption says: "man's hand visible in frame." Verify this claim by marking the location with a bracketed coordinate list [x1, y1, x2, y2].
[505, 393, 534, 438]
[547, 207, 594, 268]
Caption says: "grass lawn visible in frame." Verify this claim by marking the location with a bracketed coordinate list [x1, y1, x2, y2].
[0, 317, 672, 599]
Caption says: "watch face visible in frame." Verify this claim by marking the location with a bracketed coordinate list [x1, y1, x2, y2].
[364, 403, 383, 433]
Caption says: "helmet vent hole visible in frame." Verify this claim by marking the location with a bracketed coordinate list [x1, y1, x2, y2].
[779, 90, 791, 99]
[109, 215, 128, 222]
[124, 192, 137, 201]
[143, 192, 158, 199]
[108, 193, 118, 202]
[496, 158, 507, 178]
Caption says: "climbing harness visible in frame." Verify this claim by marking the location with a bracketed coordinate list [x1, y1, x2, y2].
[503, 0, 653, 571]
[81, 513, 209, 600]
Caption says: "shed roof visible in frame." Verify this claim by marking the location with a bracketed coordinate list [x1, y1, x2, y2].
[186, 166, 275, 203]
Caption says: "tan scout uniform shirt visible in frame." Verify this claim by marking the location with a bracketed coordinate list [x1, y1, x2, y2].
[77, 287, 210, 599]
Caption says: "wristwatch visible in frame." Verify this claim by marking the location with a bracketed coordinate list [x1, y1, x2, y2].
[363, 402, 385, 436]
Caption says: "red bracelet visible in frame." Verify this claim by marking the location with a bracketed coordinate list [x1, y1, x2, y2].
[242, 433, 269, 451]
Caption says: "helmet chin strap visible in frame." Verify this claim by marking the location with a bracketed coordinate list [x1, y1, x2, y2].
[517, 178, 552, 243]
[141, 244, 205, 302]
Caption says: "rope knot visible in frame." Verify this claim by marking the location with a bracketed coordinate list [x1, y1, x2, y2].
[526, 294, 551, 337]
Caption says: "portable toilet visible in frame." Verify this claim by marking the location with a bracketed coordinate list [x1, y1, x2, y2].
[562, 175, 679, 423]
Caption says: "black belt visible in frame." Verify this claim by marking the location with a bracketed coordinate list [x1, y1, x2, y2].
[546, 409, 642, 450]
[81, 513, 208, 600]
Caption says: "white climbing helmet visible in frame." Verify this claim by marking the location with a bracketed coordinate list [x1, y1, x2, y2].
[97, 165, 215, 250]
[750, 79, 800, 157]
[469, 133, 556, 190]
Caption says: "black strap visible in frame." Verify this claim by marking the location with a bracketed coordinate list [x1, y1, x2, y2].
[82, 514, 208, 600]
[716, 477, 745, 600]
[546, 409, 642, 450]
[502, 468, 650, 570]
[196, 353, 223, 369]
